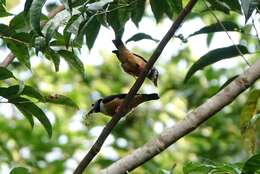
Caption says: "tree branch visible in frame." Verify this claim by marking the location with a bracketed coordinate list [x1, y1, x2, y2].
[73, 0, 199, 173]
[99, 59, 260, 174]
[0, 5, 65, 68]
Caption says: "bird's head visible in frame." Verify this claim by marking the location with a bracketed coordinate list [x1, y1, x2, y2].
[87, 99, 102, 115]
[149, 68, 159, 86]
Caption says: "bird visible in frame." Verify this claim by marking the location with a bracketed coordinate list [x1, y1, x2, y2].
[112, 39, 159, 86]
[87, 93, 159, 116]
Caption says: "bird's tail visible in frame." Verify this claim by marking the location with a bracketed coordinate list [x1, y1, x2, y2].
[141, 93, 160, 101]
[112, 38, 125, 49]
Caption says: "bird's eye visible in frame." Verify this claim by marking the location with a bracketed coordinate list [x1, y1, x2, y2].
[91, 104, 94, 106]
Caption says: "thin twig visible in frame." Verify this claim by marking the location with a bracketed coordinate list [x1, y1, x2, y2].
[203, 0, 251, 66]
[0, 5, 65, 68]
[73, 0, 199, 173]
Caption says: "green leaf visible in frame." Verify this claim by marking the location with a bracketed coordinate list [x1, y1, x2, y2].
[165, 0, 182, 18]
[29, 0, 47, 35]
[150, 0, 165, 22]
[207, 0, 231, 14]
[206, 33, 213, 47]
[44, 48, 60, 72]
[0, 67, 15, 80]
[0, 4, 12, 17]
[240, 89, 260, 154]
[183, 161, 239, 174]
[85, 16, 100, 50]
[45, 94, 79, 108]
[189, 21, 242, 37]
[131, 0, 146, 27]
[183, 162, 213, 174]
[242, 154, 260, 174]
[10, 167, 31, 174]
[106, 1, 130, 37]
[6, 40, 31, 69]
[76, 15, 96, 46]
[43, 10, 70, 43]
[241, 0, 259, 23]
[223, 0, 241, 13]
[11, 32, 33, 45]
[58, 50, 85, 78]
[0, 85, 44, 101]
[64, 14, 82, 35]
[10, 97, 52, 137]
[126, 33, 159, 43]
[15, 104, 34, 128]
[184, 45, 249, 83]
[0, 24, 11, 36]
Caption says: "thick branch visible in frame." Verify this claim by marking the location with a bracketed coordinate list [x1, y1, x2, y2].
[0, 5, 65, 68]
[99, 59, 260, 174]
[73, 0, 198, 173]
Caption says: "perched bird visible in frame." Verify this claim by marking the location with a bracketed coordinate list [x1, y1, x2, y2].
[112, 39, 159, 86]
[87, 93, 159, 116]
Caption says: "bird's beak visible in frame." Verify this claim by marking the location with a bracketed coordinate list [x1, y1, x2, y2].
[87, 108, 94, 115]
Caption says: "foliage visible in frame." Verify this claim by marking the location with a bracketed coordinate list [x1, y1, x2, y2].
[0, 0, 260, 173]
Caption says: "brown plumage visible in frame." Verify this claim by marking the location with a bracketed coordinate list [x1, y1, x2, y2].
[87, 93, 159, 116]
[112, 39, 159, 86]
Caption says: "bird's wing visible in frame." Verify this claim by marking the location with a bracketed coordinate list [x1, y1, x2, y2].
[133, 53, 147, 63]
[102, 94, 128, 103]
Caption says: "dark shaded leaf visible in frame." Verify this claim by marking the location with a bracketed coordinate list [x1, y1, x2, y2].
[10, 97, 52, 137]
[85, 16, 100, 50]
[0, 24, 11, 36]
[131, 0, 145, 27]
[184, 45, 249, 83]
[206, 33, 213, 47]
[10, 167, 31, 174]
[241, 0, 259, 23]
[0, 85, 44, 101]
[106, 1, 130, 38]
[223, 0, 241, 13]
[76, 15, 96, 45]
[9, 12, 31, 33]
[58, 50, 85, 78]
[166, 0, 182, 18]
[45, 94, 79, 108]
[207, 0, 231, 14]
[6, 40, 31, 69]
[150, 0, 165, 22]
[29, 0, 47, 35]
[44, 48, 60, 72]
[126, 33, 159, 43]
[15, 104, 34, 128]
[189, 21, 242, 37]
[0, 67, 15, 80]
[242, 154, 260, 174]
